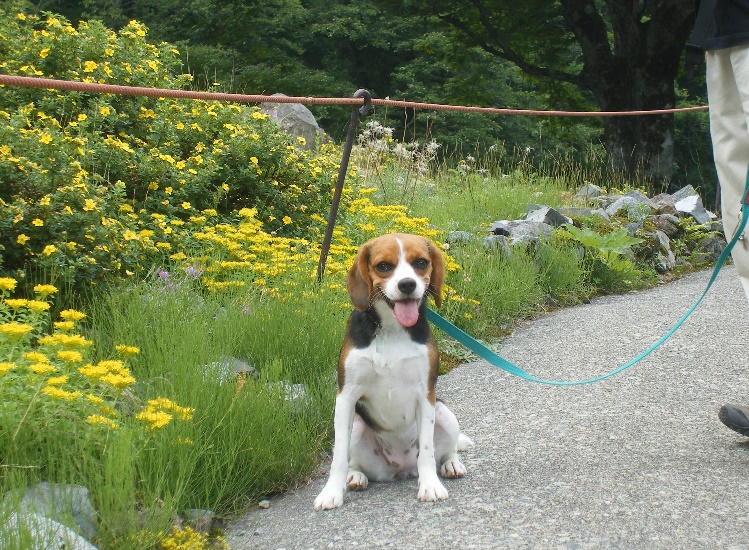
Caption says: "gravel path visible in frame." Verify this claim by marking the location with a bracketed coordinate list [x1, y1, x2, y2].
[226, 266, 749, 549]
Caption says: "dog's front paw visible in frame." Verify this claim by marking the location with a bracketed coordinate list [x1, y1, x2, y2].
[314, 487, 344, 511]
[346, 470, 368, 491]
[417, 479, 448, 502]
[440, 458, 466, 478]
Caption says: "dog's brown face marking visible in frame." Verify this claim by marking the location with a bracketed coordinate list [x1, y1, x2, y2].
[347, 233, 444, 312]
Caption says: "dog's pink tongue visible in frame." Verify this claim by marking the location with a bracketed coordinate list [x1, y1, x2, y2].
[393, 300, 420, 327]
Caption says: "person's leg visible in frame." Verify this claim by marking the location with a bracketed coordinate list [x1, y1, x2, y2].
[708, 46, 749, 436]
[708, 45, 749, 300]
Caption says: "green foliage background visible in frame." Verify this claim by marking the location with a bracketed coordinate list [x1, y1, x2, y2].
[27, 0, 715, 204]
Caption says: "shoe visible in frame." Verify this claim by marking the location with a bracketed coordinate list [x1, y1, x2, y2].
[719, 403, 749, 436]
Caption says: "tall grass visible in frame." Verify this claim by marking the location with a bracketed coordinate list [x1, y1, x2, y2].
[0, 269, 346, 549]
[85, 273, 345, 521]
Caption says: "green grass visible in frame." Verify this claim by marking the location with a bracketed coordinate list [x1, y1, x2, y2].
[85, 274, 345, 518]
[373, 166, 574, 234]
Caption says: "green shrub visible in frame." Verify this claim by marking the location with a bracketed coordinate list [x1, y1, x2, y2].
[0, 7, 344, 290]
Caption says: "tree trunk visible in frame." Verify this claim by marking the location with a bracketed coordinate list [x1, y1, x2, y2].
[561, 0, 695, 183]
[593, 65, 677, 183]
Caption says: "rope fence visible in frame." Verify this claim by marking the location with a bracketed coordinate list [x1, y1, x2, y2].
[0, 74, 708, 117]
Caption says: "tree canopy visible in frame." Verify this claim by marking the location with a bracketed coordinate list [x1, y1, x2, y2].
[33, 0, 711, 192]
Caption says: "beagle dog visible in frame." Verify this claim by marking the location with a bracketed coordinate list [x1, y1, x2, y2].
[314, 233, 472, 511]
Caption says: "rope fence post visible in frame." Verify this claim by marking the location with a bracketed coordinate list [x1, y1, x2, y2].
[316, 89, 371, 283]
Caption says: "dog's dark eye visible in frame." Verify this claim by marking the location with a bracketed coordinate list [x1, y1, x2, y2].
[375, 261, 394, 273]
[412, 258, 429, 270]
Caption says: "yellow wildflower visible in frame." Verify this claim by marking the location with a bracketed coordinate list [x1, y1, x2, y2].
[0, 322, 34, 338]
[4, 299, 28, 309]
[29, 363, 56, 374]
[87, 415, 118, 429]
[59, 309, 86, 322]
[57, 350, 84, 363]
[24, 351, 48, 363]
[26, 300, 51, 313]
[42, 386, 81, 401]
[17, 234, 29, 245]
[100, 371, 136, 389]
[0, 278, 17, 292]
[135, 409, 172, 430]
[115, 344, 140, 357]
[53, 321, 75, 332]
[78, 363, 107, 379]
[46, 375, 68, 386]
[0, 362, 17, 375]
[86, 394, 104, 404]
[34, 284, 58, 297]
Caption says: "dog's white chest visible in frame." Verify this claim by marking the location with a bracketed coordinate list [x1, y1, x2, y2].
[353, 331, 428, 383]
[344, 331, 430, 429]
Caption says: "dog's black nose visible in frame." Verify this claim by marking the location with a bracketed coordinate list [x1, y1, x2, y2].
[398, 278, 417, 295]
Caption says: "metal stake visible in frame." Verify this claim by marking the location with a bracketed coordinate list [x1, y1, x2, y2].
[316, 89, 371, 282]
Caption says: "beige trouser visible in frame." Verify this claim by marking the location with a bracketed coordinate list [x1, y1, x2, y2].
[707, 45, 749, 301]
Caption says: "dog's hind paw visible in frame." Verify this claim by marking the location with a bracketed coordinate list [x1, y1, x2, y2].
[346, 470, 368, 491]
[457, 433, 474, 451]
[440, 458, 466, 478]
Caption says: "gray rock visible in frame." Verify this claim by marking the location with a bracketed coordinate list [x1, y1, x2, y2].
[526, 203, 545, 215]
[690, 232, 728, 264]
[488, 220, 553, 244]
[259, 94, 327, 150]
[488, 220, 511, 236]
[651, 194, 681, 211]
[184, 509, 215, 533]
[20, 482, 96, 540]
[268, 381, 311, 412]
[624, 189, 657, 209]
[446, 231, 476, 246]
[590, 208, 611, 223]
[3, 512, 98, 550]
[625, 222, 642, 236]
[483, 235, 511, 256]
[204, 356, 257, 384]
[672, 184, 700, 202]
[674, 194, 714, 225]
[605, 196, 653, 219]
[525, 205, 572, 227]
[574, 184, 605, 202]
[558, 207, 594, 218]
[647, 230, 677, 273]
[649, 214, 682, 238]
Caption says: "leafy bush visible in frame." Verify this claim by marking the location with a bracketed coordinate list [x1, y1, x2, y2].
[0, 7, 346, 290]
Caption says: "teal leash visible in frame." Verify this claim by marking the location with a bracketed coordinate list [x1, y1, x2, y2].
[428, 176, 749, 386]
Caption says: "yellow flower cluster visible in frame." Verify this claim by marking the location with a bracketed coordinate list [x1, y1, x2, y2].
[158, 525, 228, 550]
[0, 277, 192, 438]
[135, 397, 195, 431]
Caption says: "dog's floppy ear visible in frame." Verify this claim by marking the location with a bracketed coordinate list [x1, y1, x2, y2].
[347, 242, 372, 311]
[427, 239, 445, 308]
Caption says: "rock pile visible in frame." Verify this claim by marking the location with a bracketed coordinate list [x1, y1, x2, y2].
[448, 184, 727, 275]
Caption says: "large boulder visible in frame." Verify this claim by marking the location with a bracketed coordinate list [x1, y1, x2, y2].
[259, 94, 328, 150]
